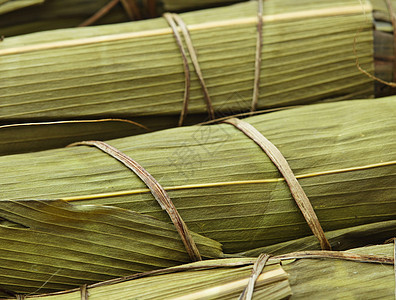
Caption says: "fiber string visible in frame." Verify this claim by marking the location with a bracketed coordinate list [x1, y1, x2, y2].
[239, 253, 270, 300]
[354, 1, 396, 87]
[224, 118, 331, 251]
[78, 0, 146, 27]
[164, 12, 215, 121]
[68, 140, 202, 262]
[165, 0, 265, 122]
[80, 285, 88, 300]
[78, 0, 121, 27]
[163, 13, 191, 126]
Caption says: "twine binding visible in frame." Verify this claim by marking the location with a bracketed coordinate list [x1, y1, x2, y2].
[164, 12, 215, 123]
[68, 140, 202, 262]
[355, 1, 396, 87]
[165, 0, 265, 122]
[121, 0, 143, 20]
[239, 253, 270, 300]
[79, 0, 157, 27]
[163, 13, 191, 126]
[80, 284, 89, 300]
[223, 118, 331, 251]
[78, 0, 120, 27]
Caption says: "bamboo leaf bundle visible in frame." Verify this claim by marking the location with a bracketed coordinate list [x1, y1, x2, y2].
[0, 0, 374, 124]
[4, 244, 393, 299]
[0, 207, 392, 294]
[0, 1, 394, 298]
[0, 97, 394, 254]
[0, 200, 222, 295]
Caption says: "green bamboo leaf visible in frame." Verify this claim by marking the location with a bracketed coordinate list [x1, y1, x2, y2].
[282, 244, 395, 299]
[0, 115, 207, 156]
[0, 0, 374, 122]
[0, 200, 222, 295]
[0, 97, 394, 254]
[0, 119, 151, 155]
[4, 1, 365, 37]
[8, 244, 394, 299]
[240, 220, 396, 256]
[13, 259, 290, 299]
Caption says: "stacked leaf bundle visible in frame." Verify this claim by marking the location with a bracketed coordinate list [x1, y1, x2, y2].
[0, 97, 394, 295]
[0, 0, 376, 155]
[0, 0, 395, 297]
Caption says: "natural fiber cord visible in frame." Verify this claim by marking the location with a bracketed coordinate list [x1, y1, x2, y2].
[224, 118, 331, 250]
[68, 140, 202, 262]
